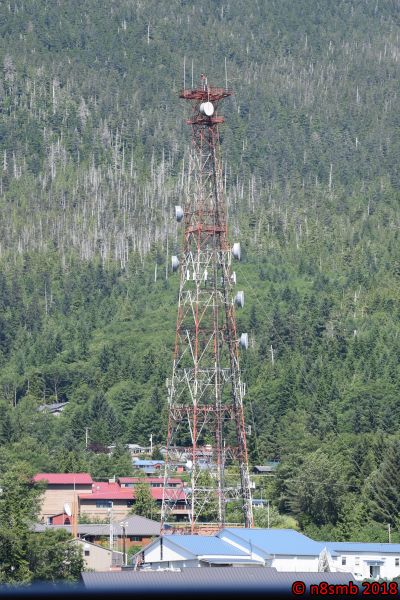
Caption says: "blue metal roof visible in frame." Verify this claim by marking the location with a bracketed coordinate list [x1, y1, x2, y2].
[167, 535, 248, 557]
[219, 528, 324, 557]
[325, 541, 400, 555]
[220, 528, 400, 557]
[133, 459, 165, 466]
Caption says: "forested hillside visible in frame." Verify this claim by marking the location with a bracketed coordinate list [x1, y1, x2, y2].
[0, 0, 400, 545]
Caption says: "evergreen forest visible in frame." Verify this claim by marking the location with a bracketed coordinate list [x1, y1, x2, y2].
[0, 0, 400, 576]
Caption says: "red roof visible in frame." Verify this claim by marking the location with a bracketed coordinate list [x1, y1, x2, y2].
[79, 481, 187, 502]
[80, 481, 133, 500]
[150, 487, 187, 502]
[33, 473, 93, 485]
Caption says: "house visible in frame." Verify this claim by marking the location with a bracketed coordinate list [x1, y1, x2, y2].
[108, 444, 152, 457]
[252, 462, 280, 475]
[34, 514, 162, 550]
[80, 481, 189, 520]
[79, 481, 135, 519]
[33, 473, 94, 522]
[137, 535, 263, 569]
[73, 539, 123, 572]
[323, 540, 400, 581]
[217, 528, 323, 571]
[132, 459, 165, 475]
[48, 512, 72, 525]
[37, 401, 69, 416]
[33, 472, 189, 523]
[126, 444, 152, 456]
[148, 486, 189, 520]
[218, 529, 400, 580]
[118, 477, 183, 489]
[81, 567, 357, 594]
[133, 528, 400, 581]
[251, 498, 268, 508]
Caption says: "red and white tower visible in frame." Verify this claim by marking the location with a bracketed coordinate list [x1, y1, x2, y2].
[161, 77, 253, 532]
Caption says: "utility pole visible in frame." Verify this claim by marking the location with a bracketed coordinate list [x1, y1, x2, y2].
[122, 521, 128, 566]
[109, 503, 113, 550]
[85, 427, 89, 449]
[161, 76, 253, 533]
[72, 477, 78, 539]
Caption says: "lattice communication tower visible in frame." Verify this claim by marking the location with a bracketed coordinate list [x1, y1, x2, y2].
[161, 76, 253, 533]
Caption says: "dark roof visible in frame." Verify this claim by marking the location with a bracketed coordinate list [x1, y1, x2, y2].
[37, 402, 68, 412]
[113, 515, 161, 536]
[81, 567, 356, 591]
[34, 515, 161, 537]
[253, 465, 276, 472]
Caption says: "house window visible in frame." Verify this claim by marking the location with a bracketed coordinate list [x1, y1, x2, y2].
[395, 558, 399, 567]
[342, 557, 347, 566]
[355, 557, 360, 566]
[84, 550, 90, 556]
[96, 500, 112, 508]
[130, 536, 142, 542]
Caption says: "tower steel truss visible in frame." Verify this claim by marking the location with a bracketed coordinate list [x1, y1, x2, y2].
[161, 78, 253, 533]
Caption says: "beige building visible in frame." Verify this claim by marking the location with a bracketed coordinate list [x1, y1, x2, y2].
[33, 473, 94, 522]
[33, 472, 188, 523]
[79, 481, 134, 520]
[73, 539, 123, 572]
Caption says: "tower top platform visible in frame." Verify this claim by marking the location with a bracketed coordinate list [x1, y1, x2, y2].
[179, 87, 232, 102]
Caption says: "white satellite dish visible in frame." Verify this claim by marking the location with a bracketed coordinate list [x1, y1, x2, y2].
[199, 101, 214, 117]
[171, 255, 179, 272]
[235, 291, 244, 308]
[64, 503, 72, 517]
[232, 242, 241, 260]
[175, 205, 184, 222]
[186, 460, 193, 470]
[240, 333, 249, 350]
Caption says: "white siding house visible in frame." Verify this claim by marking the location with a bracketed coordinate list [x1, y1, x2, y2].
[325, 542, 400, 581]
[138, 535, 263, 569]
[217, 528, 322, 572]
[134, 528, 400, 580]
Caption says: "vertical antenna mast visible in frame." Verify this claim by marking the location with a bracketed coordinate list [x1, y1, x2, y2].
[161, 76, 253, 533]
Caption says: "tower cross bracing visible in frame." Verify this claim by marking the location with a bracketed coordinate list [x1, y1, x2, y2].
[161, 78, 253, 533]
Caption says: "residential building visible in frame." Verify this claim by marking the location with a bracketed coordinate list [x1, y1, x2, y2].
[37, 401, 69, 416]
[323, 541, 400, 581]
[73, 539, 123, 571]
[132, 459, 164, 475]
[134, 528, 400, 580]
[33, 473, 94, 522]
[34, 514, 162, 551]
[118, 477, 183, 489]
[252, 462, 280, 475]
[79, 481, 135, 519]
[108, 444, 152, 457]
[79, 481, 188, 520]
[33, 472, 190, 522]
[138, 535, 263, 569]
[217, 528, 323, 571]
